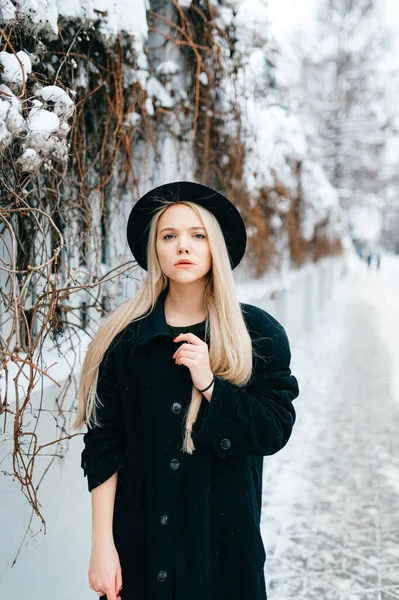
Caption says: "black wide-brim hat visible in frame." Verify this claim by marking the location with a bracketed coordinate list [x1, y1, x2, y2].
[127, 181, 247, 271]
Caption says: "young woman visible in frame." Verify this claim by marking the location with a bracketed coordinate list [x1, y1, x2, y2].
[73, 181, 300, 600]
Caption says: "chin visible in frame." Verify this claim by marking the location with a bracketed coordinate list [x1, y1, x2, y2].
[169, 272, 204, 284]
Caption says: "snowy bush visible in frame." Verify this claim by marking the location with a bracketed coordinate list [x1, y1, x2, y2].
[0, 44, 75, 171]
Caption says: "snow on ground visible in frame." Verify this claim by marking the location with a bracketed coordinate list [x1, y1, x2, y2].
[261, 253, 399, 599]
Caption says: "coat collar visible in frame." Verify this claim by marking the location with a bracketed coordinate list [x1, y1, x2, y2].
[135, 287, 207, 347]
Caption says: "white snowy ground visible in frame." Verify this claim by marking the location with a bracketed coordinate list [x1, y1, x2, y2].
[261, 253, 399, 600]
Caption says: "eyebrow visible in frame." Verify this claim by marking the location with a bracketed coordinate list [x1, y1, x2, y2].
[159, 226, 206, 233]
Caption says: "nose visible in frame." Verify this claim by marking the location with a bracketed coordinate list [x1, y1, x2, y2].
[177, 242, 190, 253]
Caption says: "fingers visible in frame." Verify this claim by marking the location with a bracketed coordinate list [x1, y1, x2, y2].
[116, 572, 123, 599]
[175, 351, 197, 361]
[174, 356, 195, 368]
[89, 580, 104, 596]
[173, 332, 204, 345]
[173, 346, 198, 363]
[106, 586, 117, 600]
[92, 580, 122, 599]
[173, 342, 207, 356]
[92, 583, 117, 600]
[174, 345, 197, 356]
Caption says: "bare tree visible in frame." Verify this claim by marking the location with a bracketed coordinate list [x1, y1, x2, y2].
[298, 0, 394, 209]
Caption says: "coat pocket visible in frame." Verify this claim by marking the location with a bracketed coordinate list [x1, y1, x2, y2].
[231, 504, 266, 579]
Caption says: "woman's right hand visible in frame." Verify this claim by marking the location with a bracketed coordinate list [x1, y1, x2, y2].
[88, 540, 123, 600]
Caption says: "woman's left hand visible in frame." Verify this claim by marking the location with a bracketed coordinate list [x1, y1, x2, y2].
[172, 332, 213, 391]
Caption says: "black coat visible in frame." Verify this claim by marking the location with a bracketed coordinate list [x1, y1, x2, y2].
[81, 287, 300, 600]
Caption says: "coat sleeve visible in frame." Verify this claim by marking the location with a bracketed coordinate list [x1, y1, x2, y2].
[191, 306, 299, 458]
[80, 334, 126, 492]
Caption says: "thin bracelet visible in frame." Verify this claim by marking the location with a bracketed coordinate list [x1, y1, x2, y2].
[198, 374, 215, 393]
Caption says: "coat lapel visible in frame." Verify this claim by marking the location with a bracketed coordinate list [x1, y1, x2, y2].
[135, 287, 207, 347]
[136, 287, 171, 347]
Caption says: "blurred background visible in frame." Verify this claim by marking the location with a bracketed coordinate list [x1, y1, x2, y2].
[1, 1, 399, 598]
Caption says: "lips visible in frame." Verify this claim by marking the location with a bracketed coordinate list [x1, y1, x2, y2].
[175, 261, 194, 265]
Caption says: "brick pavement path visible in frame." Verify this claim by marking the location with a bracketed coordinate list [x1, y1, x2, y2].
[261, 260, 399, 600]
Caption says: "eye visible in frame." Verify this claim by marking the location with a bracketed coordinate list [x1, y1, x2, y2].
[162, 233, 206, 240]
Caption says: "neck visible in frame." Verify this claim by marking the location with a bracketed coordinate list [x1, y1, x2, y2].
[164, 282, 207, 325]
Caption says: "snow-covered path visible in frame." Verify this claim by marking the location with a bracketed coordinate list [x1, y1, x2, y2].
[261, 255, 399, 600]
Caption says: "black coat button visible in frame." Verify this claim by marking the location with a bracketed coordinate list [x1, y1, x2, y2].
[220, 438, 231, 450]
[171, 402, 182, 413]
[157, 569, 168, 581]
[160, 514, 169, 526]
[169, 458, 180, 470]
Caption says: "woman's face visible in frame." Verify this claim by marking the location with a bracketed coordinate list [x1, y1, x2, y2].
[156, 203, 212, 284]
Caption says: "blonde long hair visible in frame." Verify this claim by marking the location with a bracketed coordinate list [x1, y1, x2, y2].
[72, 199, 253, 453]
